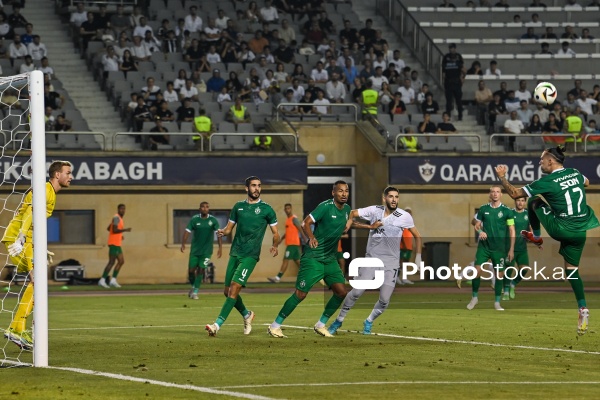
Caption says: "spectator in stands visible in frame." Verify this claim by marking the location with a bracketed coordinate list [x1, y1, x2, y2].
[245, 1, 261, 23]
[360, 80, 378, 117]
[184, 6, 203, 33]
[312, 89, 331, 115]
[577, 90, 598, 118]
[410, 70, 423, 93]
[504, 111, 525, 151]
[133, 97, 152, 133]
[591, 84, 600, 102]
[205, 69, 225, 93]
[119, 49, 138, 78]
[179, 79, 199, 102]
[529, 0, 547, 6]
[227, 96, 252, 124]
[389, 92, 407, 119]
[289, 64, 307, 84]
[70, 2, 87, 29]
[561, 26, 579, 39]
[0, 13, 13, 40]
[79, 12, 100, 52]
[280, 89, 299, 115]
[493, 81, 509, 103]
[397, 78, 416, 105]
[306, 21, 325, 46]
[206, 44, 222, 65]
[326, 72, 346, 103]
[215, 9, 230, 31]
[310, 61, 328, 84]
[533, 102, 549, 123]
[566, 80, 583, 98]
[358, 59, 375, 83]
[581, 28, 594, 40]
[466, 61, 483, 76]
[488, 93, 507, 132]
[369, 66, 388, 91]
[133, 17, 153, 39]
[517, 100, 533, 124]
[261, 0, 280, 24]
[442, 43, 465, 120]
[298, 38, 316, 56]
[252, 135, 272, 151]
[475, 80, 493, 125]
[485, 60, 501, 77]
[184, 39, 203, 69]
[18, 54, 33, 74]
[163, 82, 178, 103]
[318, 12, 335, 35]
[249, 30, 269, 54]
[225, 71, 244, 94]
[341, 57, 358, 86]
[27, 35, 47, 61]
[101, 46, 119, 76]
[161, 30, 179, 53]
[273, 39, 295, 64]
[440, 0, 457, 7]
[176, 98, 195, 125]
[9, 34, 27, 66]
[540, 27, 557, 39]
[53, 114, 73, 134]
[141, 77, 161, 112]
[113, 36, 131, 58]
[565, 0, 583, 10]
[515, 80, 532, 103]
[526, 13, 542, 27]
[540, 42, 552, 55]
[38, 57, 54, 78]
[421, 93, 440, 115]
[359, 19, 376, 45]
[418, 113, 437, 133]
[563, 92, 579, 114]
[149, 117, 170, 150]
[22, 24, 35, 45]
[380, 63, 398, 85]
[543, 113, 562, 134]
[129, 6, 144, 29]
[111, 5, 130, 35]
[552, 103, 565, 123]
[204, 19, 222, 44]
[277, 19, 295, 45]
[527, 114, 543, 133]
[398, 127, 421, 152]
[557, 41, 576, 55]
[504, 90, 520, 112]
[494, 0, 509, 7]
[142, 30, 161, 54]
[521, 27, 539, 39]
[298, 91, 313, 115]
[437, 112, 458, 133]
[379, 82, 394, 107]
[193, 108, 213, 146]
[94, 4, 110, 32]
[339, 20, 358, 45]
[45, 106, 56, 131]
[416, 83, 430, 104]
[585, 119, 600, 134]
[261, 69, 277, 90]
[285, 78, 303, 103]
[131, 35, 151, 62]
[156, 101, 175, 122]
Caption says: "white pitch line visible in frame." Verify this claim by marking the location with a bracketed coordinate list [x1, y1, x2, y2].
[279, 324, 600, 356]
[217, 381, 600, 389]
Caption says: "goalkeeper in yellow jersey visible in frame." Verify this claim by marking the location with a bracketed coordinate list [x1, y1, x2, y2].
[2, 160, 73, 350]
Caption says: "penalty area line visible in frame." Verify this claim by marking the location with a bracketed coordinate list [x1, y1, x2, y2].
[217, 381, 600, 389]
[278, 324, 600, 356]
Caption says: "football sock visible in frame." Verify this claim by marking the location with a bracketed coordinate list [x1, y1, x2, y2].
[503, 276, 511, 293]
[112, 269, 120, 278]
[527, 198, 542, 238]
[9, 283, 33, 332]
[276, 272, 284, 279]
[274, 293, 303, 325]
[337, 288, 364, 322]
[494, 277, 503, 302]
[102, 271, 109, 279]
[215, 297, 237, 327]
[472, 277, 481, 297]
[513, 267, 528, 286]
[193, 272, 202, 290]
[319, 294, 345, 325]
[368, 285, 394, 322]
[566, 268, 587, 309]
[234, 295, 250, 318]
[188, 269, 195, 285]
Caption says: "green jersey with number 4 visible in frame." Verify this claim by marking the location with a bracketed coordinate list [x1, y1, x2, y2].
[186, 214, 220, 256]
[476, 203, 515, 252]
[511, 209, 530, 252]
[302, 199, 350, 262]
[523, 168, 599, 232]
[229, 199, 277, 260]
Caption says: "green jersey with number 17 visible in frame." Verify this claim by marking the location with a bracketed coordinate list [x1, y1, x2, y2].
[523, 168, 599, 231]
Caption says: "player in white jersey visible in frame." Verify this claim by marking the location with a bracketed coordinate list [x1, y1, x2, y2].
[328, 186, 423, 335]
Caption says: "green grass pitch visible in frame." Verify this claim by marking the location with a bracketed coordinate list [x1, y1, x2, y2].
[1, 285, 599, 399]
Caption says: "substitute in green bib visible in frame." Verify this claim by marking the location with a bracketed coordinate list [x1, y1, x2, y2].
[495, 146, 599, 335]
[180, 201, 222, 300]
[466, 185, 515, 312]
[205, 176, 279, 337]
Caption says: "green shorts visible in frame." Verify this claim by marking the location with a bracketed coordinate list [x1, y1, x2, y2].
[533, 201, 587, 267]
[224, 255, 258, 287]
[189, 254, 211, 269]
[504, 250, 529, 268]
[295, 257, 346, 292]
[400, 249, 412, 262]
[109, 245, 123, 257]
[475, 247, 505, 270]
[284, 245, 301, 261]
[336, 251, 344, 261]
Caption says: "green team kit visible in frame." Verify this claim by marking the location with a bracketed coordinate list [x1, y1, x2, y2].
[186, 214, 220, 268]
[505, 209, 530, 268]
[296, 199, 351, 291]
[524, 167, 599, 266]
[475, 203, 515, 269]
[226, 199, 277, 286]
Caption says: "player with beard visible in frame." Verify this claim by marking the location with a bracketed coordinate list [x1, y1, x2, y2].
[268, 181, 352, 338]
[205, 176, 279, 337]
[328, 186, 422, 335]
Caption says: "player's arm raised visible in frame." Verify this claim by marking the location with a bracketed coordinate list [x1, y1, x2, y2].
[495, 164, 528, 199]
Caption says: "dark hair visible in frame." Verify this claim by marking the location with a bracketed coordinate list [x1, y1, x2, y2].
[200, 201, 209, 207]
[49, 160, 72, 179]
[117, 204, 125, 209]
[284, 203, 292, 207]
[383, 186, 399, 196]
[545, 145, 566, 164]
[333, 180, 347, 189]
[245, 176, 260, 187]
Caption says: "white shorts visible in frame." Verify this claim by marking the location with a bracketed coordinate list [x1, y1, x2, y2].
[356, 266, 399, 288]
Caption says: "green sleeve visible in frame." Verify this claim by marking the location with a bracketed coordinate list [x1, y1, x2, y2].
[186, 216, 195, 231]
[475, 206, 485, 221]
[524, 178, 546, 198]
[309, 202, 326, 223]
[212, 216, 220, 231]
[267, 206, 277, 225]
[229, 204, 238, 223]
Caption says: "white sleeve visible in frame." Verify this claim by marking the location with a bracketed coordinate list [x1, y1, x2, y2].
[401, 213, 415, 229]
[357, 206, 378, 222]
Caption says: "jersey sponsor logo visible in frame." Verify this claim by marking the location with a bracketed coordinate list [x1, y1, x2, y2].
[331, 215, 337, 218]
[238, 208, 243, 211]
[419, 161, 436, 183]
[255, 208, 261, 214]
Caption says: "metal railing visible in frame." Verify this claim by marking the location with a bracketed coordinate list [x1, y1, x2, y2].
[113, 131, 203, 151]
[275, 103, 359, 122]
[395, 133, 482, 152]
[584, 134, 600, 152]
[10, 131, 107, 150]
[209, 132, 298, 152]
[489, 133, 579, 152]
[376, 0, 445, 88]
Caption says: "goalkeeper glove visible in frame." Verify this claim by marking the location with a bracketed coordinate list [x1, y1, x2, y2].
[8, 232, 26, 257]
[47, 250, 55, 265]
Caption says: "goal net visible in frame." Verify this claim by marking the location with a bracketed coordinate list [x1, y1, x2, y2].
[0, 71, 48, 367]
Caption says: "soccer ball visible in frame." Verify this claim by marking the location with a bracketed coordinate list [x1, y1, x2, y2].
[533, 82, 557, 106]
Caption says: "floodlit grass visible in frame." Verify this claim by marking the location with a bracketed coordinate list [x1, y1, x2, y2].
[1, 287, 599, 399]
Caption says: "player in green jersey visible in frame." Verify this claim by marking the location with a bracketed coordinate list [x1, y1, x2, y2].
[467, 185, 515, 311]
[268, 181, 351, 338]
[205, 176, 280, 337]
[495, 146, 599, 335]
[502, 197, 533, 301]
[181, 201, 222, 300]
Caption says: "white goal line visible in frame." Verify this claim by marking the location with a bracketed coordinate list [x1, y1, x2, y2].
[217, 381, 600, 389]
